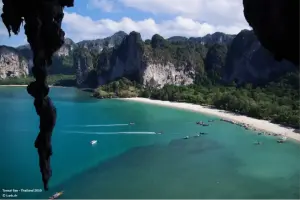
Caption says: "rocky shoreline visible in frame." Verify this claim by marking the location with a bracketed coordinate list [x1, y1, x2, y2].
[220, 118, 283, 137]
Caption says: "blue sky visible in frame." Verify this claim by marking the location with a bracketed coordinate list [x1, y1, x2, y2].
[0, 0, 250, 47]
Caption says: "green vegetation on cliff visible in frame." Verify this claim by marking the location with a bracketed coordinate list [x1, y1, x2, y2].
[147, 34, 207, 74]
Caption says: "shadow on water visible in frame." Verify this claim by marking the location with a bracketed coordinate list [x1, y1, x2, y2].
[36, 137, 299, 199]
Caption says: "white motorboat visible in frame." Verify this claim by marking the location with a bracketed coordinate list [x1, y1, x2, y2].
[90, 140, 97, 145]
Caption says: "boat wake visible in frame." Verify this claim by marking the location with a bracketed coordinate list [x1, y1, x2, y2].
[62, 131, 157, 135]
[65, 123, 130, 127]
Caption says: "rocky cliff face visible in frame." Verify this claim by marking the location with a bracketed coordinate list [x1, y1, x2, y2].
[205, 44, 228, 82]
[168, 32, 235, 45]
[17, 38, 77, 75]
[223, 30, 295, 84]
[51, 38, 77, 75]
[189, 32, 235, 45]
[73, 47, 96, 87]
[55, 38, 77, 57]
[96, 32, 199, 88]
[0, 32, 124, 82]
[77, 31, 127, 54]
[0, 46, 29, 79]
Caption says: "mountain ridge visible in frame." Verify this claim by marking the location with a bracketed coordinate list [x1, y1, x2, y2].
[0, 30, 297, 89]
[15, 31, 234, 49]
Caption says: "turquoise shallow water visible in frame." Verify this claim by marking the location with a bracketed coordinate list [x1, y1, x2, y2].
[0, 87, 299, 199]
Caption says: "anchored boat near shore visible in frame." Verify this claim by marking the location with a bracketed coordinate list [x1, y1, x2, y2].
[196, 121, 209, 126]
[49, 191, 64, 199]
[277, 135, 287, 143]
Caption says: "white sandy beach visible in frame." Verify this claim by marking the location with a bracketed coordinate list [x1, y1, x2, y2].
[123, 97, 300, 142]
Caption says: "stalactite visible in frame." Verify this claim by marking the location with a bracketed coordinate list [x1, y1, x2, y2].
[243, 0, 299, 65]
[1, 0, 74, 191]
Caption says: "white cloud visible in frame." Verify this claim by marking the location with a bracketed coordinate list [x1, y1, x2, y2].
[120, 0, 246, 27]
[87, 0, 117, 12]
[63, 12, 249, 42]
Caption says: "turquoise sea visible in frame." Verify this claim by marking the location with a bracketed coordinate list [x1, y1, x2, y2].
[0, 87, 299, 199]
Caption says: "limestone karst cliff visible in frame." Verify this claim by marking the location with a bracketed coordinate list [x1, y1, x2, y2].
[223, 30, 296, 84]
[0, 46, 29, 79]
[0, 30, 297, 88]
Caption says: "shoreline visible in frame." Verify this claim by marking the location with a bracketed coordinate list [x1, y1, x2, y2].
[121, 97, 300, 143]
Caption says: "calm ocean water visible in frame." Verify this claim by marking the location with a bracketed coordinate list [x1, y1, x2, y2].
[0, 87, 299, 199]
